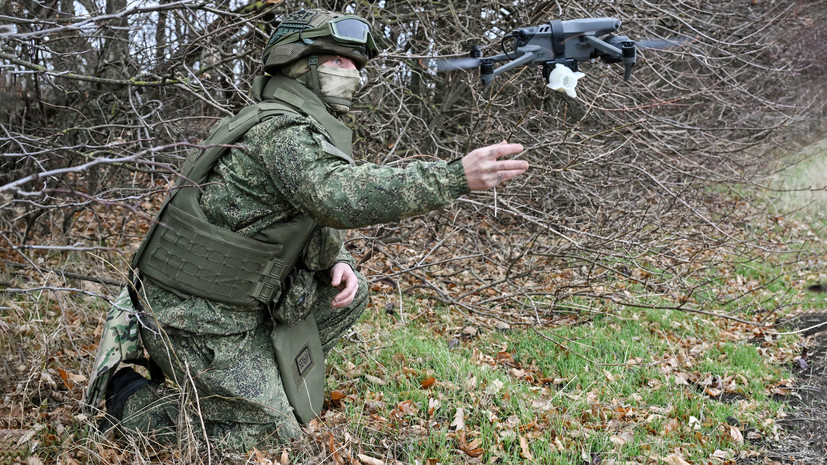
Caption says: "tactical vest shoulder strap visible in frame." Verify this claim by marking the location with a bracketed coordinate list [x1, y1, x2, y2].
[179, 101, 297, 185]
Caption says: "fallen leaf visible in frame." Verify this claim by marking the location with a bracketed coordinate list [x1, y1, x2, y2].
[727, 425, 744, 445]
[772, 387, 790, 396]
[451, 407, 465, 431]
[58, 368, 74, 389]
[497, 351, 516, 367]
[327, 433, 345, 465]
[420, 377, 436, 389]
[249, 448, 273, 465]
[486, 379, 504, 395]
[665, 453, 690, 465]
[625, 357, 643, 366]
[712, 449, 730, 460]
[705, 387, 722, 397]
[519, 420, 537, 433]
[673, 373, 690, 386]
[609, 431, 634, 447]
[663, 418, 681, 436]
[364, 374, 386, 385]
[519, 435, 533, 460]
[357, 454, 384, 465]
[746, 431, 762, 440]
[364, 400, 386, 414]
[395, 400, 418, 416]
[532, 397, 553, 411]
[330, 390, 346, 401]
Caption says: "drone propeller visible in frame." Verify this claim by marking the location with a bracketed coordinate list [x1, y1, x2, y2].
[636, 37, 687, 50]
[420, 56, 481, 72]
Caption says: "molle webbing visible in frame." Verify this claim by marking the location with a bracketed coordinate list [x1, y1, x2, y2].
[134, 198, 314, 306]
[131, 81, 345, 307]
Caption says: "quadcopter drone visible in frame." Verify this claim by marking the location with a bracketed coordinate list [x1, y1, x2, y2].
[424, 18, 680, 98]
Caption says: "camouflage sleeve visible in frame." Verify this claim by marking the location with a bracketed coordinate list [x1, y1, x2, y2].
[246, 115, 470, 229]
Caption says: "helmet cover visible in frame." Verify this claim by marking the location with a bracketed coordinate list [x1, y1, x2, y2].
[262, 9, 377, 74]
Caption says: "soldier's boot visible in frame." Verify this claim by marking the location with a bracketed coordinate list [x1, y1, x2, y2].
[106, 367, 151, 419]
[98, 367, 151, 432]
[104, 367, 180, 443]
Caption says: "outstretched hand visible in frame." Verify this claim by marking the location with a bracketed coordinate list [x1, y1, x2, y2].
[462, 142, 528, 191]
[330, 262, 359, 308]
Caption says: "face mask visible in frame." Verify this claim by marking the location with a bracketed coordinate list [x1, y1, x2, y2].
[316, 66, 361, 114]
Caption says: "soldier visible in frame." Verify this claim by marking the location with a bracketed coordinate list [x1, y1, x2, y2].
[86, 9, 527, 450]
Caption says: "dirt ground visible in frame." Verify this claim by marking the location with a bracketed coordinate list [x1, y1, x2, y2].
[747, 312, 827, 464]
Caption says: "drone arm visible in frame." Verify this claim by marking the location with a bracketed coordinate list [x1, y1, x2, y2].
[584, 35, 621, 60]
[492, 47, 539, 77]
[480, 45, 540, 86]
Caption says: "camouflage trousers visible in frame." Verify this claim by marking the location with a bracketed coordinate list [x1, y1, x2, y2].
[119, 270, 368, 450]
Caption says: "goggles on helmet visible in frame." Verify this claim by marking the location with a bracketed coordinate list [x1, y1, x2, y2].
[328, 17, 373, 45]
[269, 15, 378, 59]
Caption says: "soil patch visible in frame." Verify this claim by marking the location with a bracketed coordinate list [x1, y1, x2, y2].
[746, 313, 827, 464]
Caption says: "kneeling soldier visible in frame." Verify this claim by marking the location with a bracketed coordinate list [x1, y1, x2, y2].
[86, 8, 528, 450]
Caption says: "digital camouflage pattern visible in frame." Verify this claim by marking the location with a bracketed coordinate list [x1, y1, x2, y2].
[119, 272, 368, 449]
[85, 288, 143, 411]
[270, 268, 317, 326]
[105, 80, 470, 449]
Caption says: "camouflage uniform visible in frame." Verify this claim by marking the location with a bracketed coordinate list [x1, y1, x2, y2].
[116, 102, 470, 449]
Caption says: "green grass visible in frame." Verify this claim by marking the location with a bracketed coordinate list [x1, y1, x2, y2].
[324, 298, 795, 464]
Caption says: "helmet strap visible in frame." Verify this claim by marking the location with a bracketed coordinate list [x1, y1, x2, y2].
[307, 55, 323, 98]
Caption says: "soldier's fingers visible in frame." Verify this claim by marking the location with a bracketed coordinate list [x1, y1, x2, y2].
[490, 143, 524, 159]
[332, 282, 357, 308]
[494, 159, 529, 171]
[331, 266, 343, 287]
[497, 169, 528, 183]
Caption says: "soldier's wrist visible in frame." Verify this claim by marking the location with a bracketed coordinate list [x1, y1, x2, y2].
[448, 158, 471, 197]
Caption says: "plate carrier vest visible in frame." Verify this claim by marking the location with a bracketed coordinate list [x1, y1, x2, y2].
[130, 74, 354, 307]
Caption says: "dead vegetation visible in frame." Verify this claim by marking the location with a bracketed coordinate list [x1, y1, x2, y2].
[1, 0, 826, 463]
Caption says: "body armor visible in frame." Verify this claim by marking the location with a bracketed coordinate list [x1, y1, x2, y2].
[132, 74, 353, 307]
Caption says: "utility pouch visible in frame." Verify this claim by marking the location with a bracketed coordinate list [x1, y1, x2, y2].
[271, 310, 325, 424]
[270, 268, 317, 326]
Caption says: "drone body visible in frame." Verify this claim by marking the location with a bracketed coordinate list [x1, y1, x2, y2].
[427, 17, 676, 96]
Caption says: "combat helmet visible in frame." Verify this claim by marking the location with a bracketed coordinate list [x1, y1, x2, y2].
[262, 9, 378, 74]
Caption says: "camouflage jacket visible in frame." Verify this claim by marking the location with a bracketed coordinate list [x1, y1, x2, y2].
[146, 108, 470, 335]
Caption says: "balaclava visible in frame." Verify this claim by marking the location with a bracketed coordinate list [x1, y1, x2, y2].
[283, 56, 361, 114]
